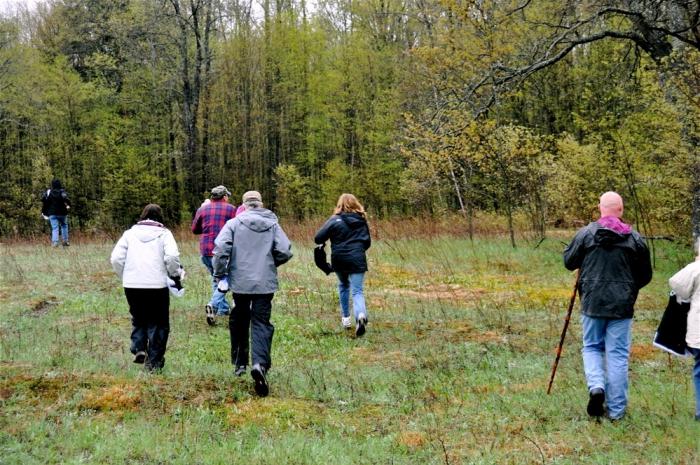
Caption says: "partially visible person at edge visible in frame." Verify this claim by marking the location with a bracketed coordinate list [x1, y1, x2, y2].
[563, 191, 652, 421]
[41, 179, 71, 247]
[314, 193, 371, 337]
[192, 185, 237, 325]
[212, 191, 292, 397]
[667, 239, 700, 422]
[110, 204, 184, 372]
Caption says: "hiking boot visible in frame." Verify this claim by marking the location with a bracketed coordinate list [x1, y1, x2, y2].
[587, 388, 605, 417]
[234, 365, 247, 377]
[133, 351, 147, 364]
[341, 316, 352, 329]
[251, 363, 269, 397]
[205, 304, 216, 326]
[355, 313, 368, 337]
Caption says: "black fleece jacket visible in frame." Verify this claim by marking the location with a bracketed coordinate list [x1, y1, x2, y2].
[314, 213, 371, 273]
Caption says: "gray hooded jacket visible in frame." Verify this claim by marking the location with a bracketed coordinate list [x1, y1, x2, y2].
[212, 208, 293, 294]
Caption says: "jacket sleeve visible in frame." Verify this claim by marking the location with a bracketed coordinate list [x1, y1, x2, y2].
[62, 191, 70, 208]
[632, 236, 653, 289]
[162, 230, 182, 279]
[364, 223, 372, 250]
[191, 208, 203, 234]
[110, 232, 129, 279]
[669, 263, 698, 301]
[272, 224, 293, 267]
[314, 218, 334, 244]
[212, 221, 234, 278]
[563, 229, 586, 271]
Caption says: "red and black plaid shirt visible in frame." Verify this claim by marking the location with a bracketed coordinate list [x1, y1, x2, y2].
[191, 199, 236, 256]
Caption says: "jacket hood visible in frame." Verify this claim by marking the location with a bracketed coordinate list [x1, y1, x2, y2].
[339, 213, 367, 229]
[592, 223, 630, 246]
[239, 208, 278, 232]
[130, 221, 166, 243]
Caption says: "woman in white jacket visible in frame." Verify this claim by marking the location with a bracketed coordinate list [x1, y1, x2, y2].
[110, 204, 183, 371]
[668, 240, 700, 421]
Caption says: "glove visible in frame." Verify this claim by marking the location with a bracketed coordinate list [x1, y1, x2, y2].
[167, 278, 185, 298]
[217, 277, 229, 293]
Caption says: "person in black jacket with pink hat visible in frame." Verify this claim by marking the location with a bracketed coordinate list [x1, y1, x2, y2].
[563, 191, 652, 421]
[314, 193, 371, 336]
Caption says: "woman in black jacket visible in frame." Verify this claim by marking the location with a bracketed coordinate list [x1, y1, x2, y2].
[314, 194, 371, 336]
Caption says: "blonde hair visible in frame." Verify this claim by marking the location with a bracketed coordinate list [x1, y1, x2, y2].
[334, 193, 366, 218]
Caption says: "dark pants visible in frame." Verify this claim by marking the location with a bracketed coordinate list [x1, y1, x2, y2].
[229, 293, 274, 370]
[125, 287, 170, 370]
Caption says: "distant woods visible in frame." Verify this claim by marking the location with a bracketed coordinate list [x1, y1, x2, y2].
[0, 0, 698, 239]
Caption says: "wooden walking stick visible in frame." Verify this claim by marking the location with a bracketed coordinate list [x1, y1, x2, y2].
[547, 270, 580, 394]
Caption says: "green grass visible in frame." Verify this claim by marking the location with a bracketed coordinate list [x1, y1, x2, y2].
[1, 231, 699, 464]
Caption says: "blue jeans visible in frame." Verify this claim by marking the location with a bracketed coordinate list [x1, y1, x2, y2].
[581, 315, 632, 420]
[336, 272, 367, 320]
[49, 215, 68, 245]
[689, 347, 700, 418]
[201, 256, 230, 315]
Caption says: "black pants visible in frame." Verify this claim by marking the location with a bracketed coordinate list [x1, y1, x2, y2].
[124, 287, 170, 370]
[229, 293, 274, 370]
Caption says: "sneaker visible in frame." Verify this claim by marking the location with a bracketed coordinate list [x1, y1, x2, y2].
[62, 241, 70, 247]
[355, 313, 368, 337]
[205, 304, 216, 326]
[133, 351, 146, 364]
[341, 316, 352, 329]
[587, 388, 605, 417]
[251, 363, 269, 397]
[234, 365, 247, 377]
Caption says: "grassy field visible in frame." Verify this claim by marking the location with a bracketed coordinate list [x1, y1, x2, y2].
[1, 225, 699, 464]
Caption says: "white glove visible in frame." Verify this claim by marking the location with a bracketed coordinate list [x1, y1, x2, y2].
[217, 278, 229, 293]
[167, 278, 185, 298]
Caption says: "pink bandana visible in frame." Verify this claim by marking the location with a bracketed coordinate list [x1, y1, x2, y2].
[597, 216, 631, 234]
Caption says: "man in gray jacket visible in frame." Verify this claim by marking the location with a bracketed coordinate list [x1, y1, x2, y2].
[213, 190, 293, 396]
[563, 192, 652, 420]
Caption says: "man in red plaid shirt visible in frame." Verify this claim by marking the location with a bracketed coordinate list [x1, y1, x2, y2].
[192, 185, 237, 325]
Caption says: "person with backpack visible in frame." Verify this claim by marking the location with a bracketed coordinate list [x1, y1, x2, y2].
[213, 191, 293, 396]
[314, 193, 371, 337]
[191, 185, 237, 325]
[667, 239, 700, 422]
[110, 204, 184, 372]
[563, 191, 652, 420]
[41, 179, 71, 247]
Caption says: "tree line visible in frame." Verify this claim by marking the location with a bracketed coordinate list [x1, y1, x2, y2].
[0, 0, 698, 241]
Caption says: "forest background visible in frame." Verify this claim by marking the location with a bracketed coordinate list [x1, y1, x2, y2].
[0, 0, 698, 241]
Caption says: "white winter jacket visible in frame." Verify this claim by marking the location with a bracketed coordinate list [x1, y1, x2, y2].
[110, 221, 182, 289]
[668, 260, 700, 349]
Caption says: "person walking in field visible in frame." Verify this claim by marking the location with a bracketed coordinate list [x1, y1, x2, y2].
[213, 191, 292, 396]
[667, 240, 700, 422]
[192, 185, 237, 325]
[314, 193, 371, 336]
[41, 179, 71, 247]
[563, 191, 652, 420]
[110, 204, 184, 372]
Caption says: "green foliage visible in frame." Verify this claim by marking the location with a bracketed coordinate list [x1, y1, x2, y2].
[275, 163, 310, 220]
[0, 0, 699, 239]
